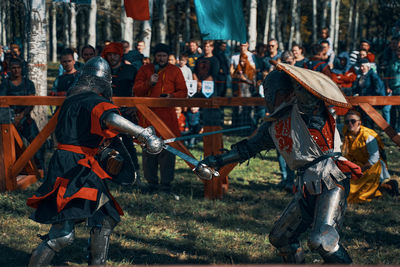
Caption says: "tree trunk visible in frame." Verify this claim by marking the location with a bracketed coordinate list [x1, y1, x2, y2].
[312, 0, 317, 44]
[88, 0, 97, 48]
[294, 1, 301, 46]
[263, 0, 271, 43]
[322, 0, 328, 28]
[28, 0, 48, 130]
[276, 6, 284, 49]
[288, 0, 297, 49]
[334, 0, 340, 52]
[329, 0, 336, 49]
[270, 0, 276, 39]
[0, 1, 5, 45]
[70, 3, 77, 49]
[158, 0, 167, 44]
[184, 0, 190, 43]
[121, 0, 133, 44]
[248, 0, 257, 51]
[352, 0, 359, 50]
[142, 0, 153, 57]
[346, 0, 354, 51]
[51, 2, 57, 62]
[105, 0, 111, 40]
[63, 4, 70, 48]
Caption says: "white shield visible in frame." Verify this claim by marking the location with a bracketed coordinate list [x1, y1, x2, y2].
[186, 80, 197, 97]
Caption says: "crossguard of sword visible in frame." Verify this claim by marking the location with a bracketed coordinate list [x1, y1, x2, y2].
[193, 163, 220, 181]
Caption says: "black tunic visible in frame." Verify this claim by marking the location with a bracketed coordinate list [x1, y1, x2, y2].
[27, 92, 122, 225]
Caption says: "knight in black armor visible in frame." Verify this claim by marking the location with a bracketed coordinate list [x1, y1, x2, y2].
[199, 62, 362, 264]
[27, 57, 164, 266]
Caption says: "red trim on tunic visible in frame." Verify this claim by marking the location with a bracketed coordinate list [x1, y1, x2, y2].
[90, 102, 120, 138]
[27, 177, 98, 212]
[57, 144, 111, 180]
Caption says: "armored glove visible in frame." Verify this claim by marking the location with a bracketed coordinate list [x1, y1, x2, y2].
[137, 126, 164, 155]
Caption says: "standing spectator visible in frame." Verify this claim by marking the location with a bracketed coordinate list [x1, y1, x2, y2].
[102, 42, 141, 182]
[214, 41, 230, 97]
[319, 27, 333, 54]
[331, 52, 357, 96]
[0, 45, 4, 74]
[178, 52, 193, 81]
[342, 110, 397, 203]
[230, 42, 255, 76]
[352, 58, 386, 128]
[253, 43, 267, 86]
[292, 44, 308, 68]
[384, 47, 400, 133]
[136, 40, 145, 55]
[10, 43, 28, 76]
[81, 44, 96, 63]
[231, 53, 256, 134]
[121, 40, 130, 55]
[133, 43, 187, 192]
[50, 48, 80, 96]
[175, 106, 187, 134]
[183, 107, 202, 148]
[0, 58, 44, 168]
[263, 39, 282, 73]
[360, 39, 375, 63]
[381, 37, 399, 72]
[304, 43, 332, 78]
[320, 40, 336, 69]
[168, 54, 177, 65]
[187, 40, 202, 72]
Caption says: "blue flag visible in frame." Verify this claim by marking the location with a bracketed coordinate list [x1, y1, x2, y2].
[194, 0, 247, 43]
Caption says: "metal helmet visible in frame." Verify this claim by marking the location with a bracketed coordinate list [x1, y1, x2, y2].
[263, 70, 294, 113]
[68, 56, 113, 99]
[81, 56, 112, 82]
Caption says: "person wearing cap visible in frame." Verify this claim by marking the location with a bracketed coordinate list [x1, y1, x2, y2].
[102, 42, 141, 183]
[133, 43, 188, 192]
[27, 57, 164, 266]
[360, 39, 375, 63]
[331, 52, 357, 96]
[352, 58, 386, 128]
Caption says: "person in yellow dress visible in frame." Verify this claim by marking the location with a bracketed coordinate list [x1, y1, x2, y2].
[342, 110, 395, 203]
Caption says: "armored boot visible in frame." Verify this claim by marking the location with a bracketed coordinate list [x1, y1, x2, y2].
[29, 241, 56, 267]
[320, 244, 352, 264]
[88, 216, 117, 265]
[278, 243, 305, 264]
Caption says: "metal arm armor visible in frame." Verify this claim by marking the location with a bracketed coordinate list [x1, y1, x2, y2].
[103, 112, 164, 154]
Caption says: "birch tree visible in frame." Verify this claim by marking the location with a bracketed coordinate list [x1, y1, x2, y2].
[352, 0, 359, 50]
[329, 0, 336, 49]
[142, 0, 153, 57]
[0, 1, 5, 45]
[347, 0, 354, 51]
[104, 0, 111, 40]
[88, 0, 96, 48]
[312, 0, 317, 44]
[288, 0, 297, 49]
[63, 4, 70, 48]
[334, 0, 340, 52]
[51, 2, 57, 62]
[184, 0, 190, 42]
[294, 3, 301, 45]
[27, 0, 48, 130]
[248, 0, 257, 51]
[158, 0, 167, 44]
[70, 3, 77, 49]
[322, 0, 329, 28]
[270, 0, 277, 39]
[121, 0, 133, 44]
[263, 0, 271, 43]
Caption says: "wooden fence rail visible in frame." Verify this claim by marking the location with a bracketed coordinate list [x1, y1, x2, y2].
[1, 96, 399, 198]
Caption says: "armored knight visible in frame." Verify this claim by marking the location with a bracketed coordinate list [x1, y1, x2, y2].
[27, 57, 164, 266]
[200, 63, 361, 264]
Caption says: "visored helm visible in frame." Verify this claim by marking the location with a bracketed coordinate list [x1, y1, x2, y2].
[263, 70, 294, 113]
[68, 56, 113, 99]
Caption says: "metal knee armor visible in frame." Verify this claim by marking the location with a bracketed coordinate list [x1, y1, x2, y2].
[29, 221, 75, 267]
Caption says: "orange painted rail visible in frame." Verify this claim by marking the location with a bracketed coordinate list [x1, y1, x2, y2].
[1, 96, 399, 199]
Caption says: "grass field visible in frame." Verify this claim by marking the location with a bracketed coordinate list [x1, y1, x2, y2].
[0, 132, 399, 266]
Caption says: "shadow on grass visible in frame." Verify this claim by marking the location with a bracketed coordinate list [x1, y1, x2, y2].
[0, 244, 31, 266]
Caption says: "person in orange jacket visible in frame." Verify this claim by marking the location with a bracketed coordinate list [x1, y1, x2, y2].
[133, 43, 188, 191]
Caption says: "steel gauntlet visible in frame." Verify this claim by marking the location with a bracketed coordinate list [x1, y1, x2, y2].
[201, 148, 242, 170]
[137, 126, 164, 154]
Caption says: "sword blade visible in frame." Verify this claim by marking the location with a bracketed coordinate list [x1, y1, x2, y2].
[163, 145, 200, 166]
[164, 125, 251, 144]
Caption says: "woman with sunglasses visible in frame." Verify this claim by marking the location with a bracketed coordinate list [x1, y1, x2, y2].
[342, 110, 398, 203]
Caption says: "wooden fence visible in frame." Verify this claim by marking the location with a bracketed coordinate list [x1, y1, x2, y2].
[0, 96, 399, 199]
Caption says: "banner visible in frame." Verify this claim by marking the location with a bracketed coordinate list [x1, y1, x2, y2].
[124, 0, 150, 21]
[194, 0, 247, 43]
[53, 0, 91, 3]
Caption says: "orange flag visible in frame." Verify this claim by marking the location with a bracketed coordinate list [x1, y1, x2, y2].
[124, 0, 150, 21]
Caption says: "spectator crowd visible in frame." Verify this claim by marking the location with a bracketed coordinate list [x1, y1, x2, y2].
[0, 25, 399, 200]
